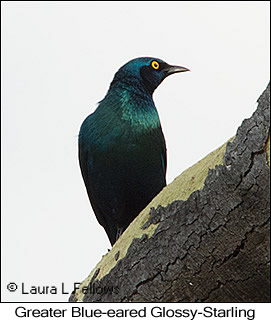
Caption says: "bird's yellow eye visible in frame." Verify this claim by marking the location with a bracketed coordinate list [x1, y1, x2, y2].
[151, 61, 160, 70]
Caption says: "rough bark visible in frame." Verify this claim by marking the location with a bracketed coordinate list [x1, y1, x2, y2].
[70, 83, 270, 303]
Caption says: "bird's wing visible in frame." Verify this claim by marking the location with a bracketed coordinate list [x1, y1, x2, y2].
[79, 119, 124, 244]
[79, 140, 109, 229]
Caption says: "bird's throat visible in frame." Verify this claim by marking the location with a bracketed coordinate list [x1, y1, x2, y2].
[120, 90, 161, 132]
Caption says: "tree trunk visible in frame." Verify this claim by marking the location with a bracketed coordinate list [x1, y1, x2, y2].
[70, 83, 270, 303]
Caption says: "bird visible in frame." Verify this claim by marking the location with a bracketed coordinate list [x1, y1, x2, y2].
[79, 57, 189, 245]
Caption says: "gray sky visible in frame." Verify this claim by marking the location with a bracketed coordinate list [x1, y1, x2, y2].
[1, 1, 270, 301]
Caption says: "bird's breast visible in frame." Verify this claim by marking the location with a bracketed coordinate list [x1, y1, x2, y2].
[118, 89, 161, 132]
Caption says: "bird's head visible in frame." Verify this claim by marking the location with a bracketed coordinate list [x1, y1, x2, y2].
[112, 57, 190, 95]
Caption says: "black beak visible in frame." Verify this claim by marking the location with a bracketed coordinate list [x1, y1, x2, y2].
[164, 64, 190, 76]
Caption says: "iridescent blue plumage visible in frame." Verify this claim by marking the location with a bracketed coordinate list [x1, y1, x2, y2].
[79, 57, 189, 245]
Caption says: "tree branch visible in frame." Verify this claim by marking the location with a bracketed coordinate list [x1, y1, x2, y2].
[70, 83, 270, 302]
